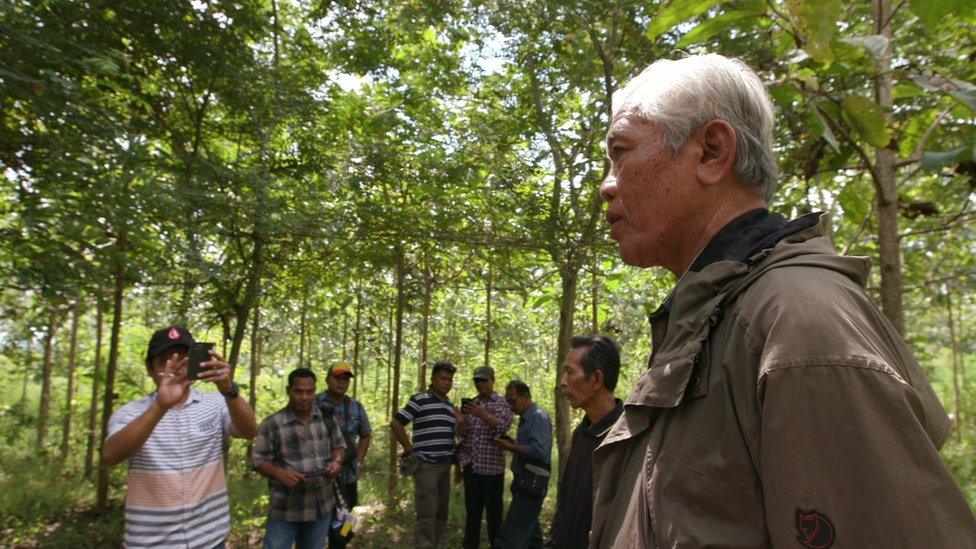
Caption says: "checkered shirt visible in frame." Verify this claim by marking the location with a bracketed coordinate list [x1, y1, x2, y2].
[458, 392, 514, 475]
[253, 404, 346, 521]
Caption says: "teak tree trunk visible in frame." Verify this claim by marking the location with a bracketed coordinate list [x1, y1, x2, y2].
[85, 296, 105, 478]
[60, 305, 81, 459]
[873, 0, 904, 334]
[97, 254, 126, 510]
[37, 308, 59, 450]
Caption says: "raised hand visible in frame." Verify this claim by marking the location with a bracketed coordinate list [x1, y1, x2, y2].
[156, 355, 191, 410]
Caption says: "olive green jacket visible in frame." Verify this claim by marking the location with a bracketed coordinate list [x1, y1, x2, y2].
[591, 214, 975, 548]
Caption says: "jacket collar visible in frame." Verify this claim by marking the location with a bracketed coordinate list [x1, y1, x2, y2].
[630, 212, 861, 410]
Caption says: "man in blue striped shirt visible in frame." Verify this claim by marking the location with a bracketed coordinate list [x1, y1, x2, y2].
[391, 361, 458, 548]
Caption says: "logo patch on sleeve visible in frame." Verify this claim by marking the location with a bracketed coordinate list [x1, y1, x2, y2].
[795, 508, 835, 548]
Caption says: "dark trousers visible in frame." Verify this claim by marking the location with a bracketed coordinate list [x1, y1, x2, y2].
[462, 466, 504, 548]
[501, 485, 546, 549]
[328, 481, 358, 548]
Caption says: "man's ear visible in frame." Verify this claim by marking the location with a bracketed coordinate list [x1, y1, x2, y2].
[695, 120, 737, 186]
[590, 369, 605, 389]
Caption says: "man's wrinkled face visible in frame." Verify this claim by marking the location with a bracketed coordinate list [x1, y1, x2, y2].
[327, 373, 352, 396]
[288, 376, 316, 415]
[601, 111, 700, 268]
[560, 346, 598, 409]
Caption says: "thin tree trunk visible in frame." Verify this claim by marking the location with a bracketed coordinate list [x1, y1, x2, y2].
[85, 296, 105, 478]
[299, 289, 308, 368]
[947, 284, 962, 441]
[20, 338, 31, 421]
[97, 256, 126, 510]
[553, 264, 579, 473]
[37, 308, 59, 450]
[420, 268, 432, 388]
[388, 247, 406, 500]
[485, 263, 493, 368]
[874, 0, 903, 334]
[341, 302, 349, 363]
[227, 240, 263, 368]
[60, 305, 81, 460]
[591, 264, 599, 333]
[353, 289, 362, 399]
[247, 301, 261, 461]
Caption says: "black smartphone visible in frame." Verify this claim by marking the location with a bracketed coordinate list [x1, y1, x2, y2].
[186, 342, 215, 380]
[461, 397, 474, 408]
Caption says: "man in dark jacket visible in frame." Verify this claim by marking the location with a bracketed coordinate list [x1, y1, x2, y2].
[547, 335, 623, 548]
[592, 53, 976, 547]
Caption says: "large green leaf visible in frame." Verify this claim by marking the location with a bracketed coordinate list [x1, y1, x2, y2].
[646, 0, 727, 41]
[837, 35, 889, 59]
[909, 0, 971, 29]
[675, 0, 766, 48]
[841, 96, 890, 148]
[785, 0, 840, 62]
[920, 147, 975, 171]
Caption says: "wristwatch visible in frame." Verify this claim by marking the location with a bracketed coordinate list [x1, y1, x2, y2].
[220, 382, 240, 399]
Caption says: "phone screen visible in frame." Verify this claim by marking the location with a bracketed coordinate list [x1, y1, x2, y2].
[186, 342, 215, 380]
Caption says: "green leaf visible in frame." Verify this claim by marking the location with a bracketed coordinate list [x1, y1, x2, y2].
[837, 35, 889, 59]
[811, 102, 840, 151]
[837, 179, 870, 221]
[841, 96, 890, 148]
[785, 0, 840, 61]
[920, 147, 975, 171]
[675, 0, 766, 48]
[646, 0, 727, 41]
[909, 0, 970, 29]
[949, 89, 976, 111]
[769, 85, 802, 109]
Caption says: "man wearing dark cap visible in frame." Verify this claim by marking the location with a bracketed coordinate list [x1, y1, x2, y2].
[314, 362, 372, 530]
[457, 366, 513, 548]
[103, 326, 258, 549]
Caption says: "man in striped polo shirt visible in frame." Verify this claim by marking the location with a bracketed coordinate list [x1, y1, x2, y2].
[391, 361, 459, 548]
[103, 326, 259, 549]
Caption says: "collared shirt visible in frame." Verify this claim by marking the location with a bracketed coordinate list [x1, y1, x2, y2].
[458, 392, 513, 475]
[549, 399, 623, 549]
[315, 392, 372, 484]
[253, 404, 346, 522]
[107, 388, 231, 549]
[512, 403, 552, 476]
[394, 389, 457, 463]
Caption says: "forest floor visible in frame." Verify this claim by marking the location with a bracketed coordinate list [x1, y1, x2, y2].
[0, 443, 556, 548]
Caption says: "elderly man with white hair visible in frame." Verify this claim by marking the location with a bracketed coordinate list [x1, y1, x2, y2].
[590, 54, 975, 548]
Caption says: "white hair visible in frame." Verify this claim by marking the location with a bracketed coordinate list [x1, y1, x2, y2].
[613, 54, 779, 202]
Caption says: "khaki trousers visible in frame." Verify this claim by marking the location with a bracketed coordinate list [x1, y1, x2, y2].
[413, 459, 452, 548]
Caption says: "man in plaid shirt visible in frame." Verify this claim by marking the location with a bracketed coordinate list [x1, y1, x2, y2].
[254, 368, 346, 549]
[457, 366, 514, 549]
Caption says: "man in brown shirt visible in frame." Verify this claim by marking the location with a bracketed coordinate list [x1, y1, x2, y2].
[592, 53, 976, 547]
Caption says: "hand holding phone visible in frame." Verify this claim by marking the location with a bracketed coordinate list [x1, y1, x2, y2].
[186, 342, 216, 381]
